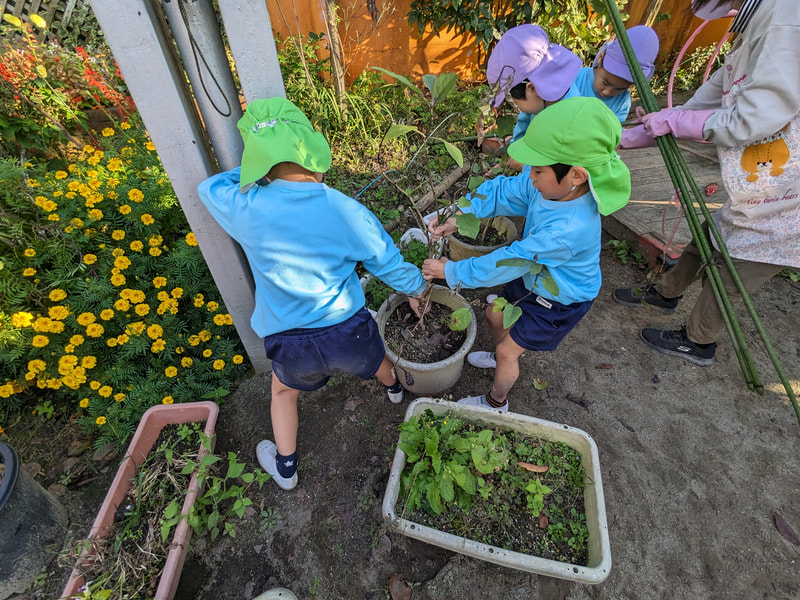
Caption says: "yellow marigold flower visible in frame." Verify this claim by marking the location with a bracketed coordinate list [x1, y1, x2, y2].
[23, 268, 36, 276]
[134, 303, 150, 316]
[11, 312, 34, 327]
[213, 359, 225, 371]
[141, 213, 154, 225]
[188, 335, 200, 346]
[129, 290, 145, 303]
[83, 254, 97, 265]
[48, 320, 65, 334]
[87, 209, 103, 221]
[114, 393, 125, 402]
[107, 158, 122, 172]
[165, 366, 178, 378]
[181, 357, 193, 368]
[146, 141, 156, 151]
[206, 301, 219, 312]
[101, 127, 114, 137]
[213, 314, 227, 326]
[27, 177, 40, 187]
[64, 344, 75, 353]
[47, 306, 69, 321]
[49, 289, 67, 301]
[24, 248, 36, 257]
[70, 334, 85, 346]
[175, 346, 184, 354]
[114, 256, 131, 270]
[233, 354, 244, 365]
[127, 322, 146, 336]
[81, 356, 97, 369]
[96, 416, 107, 425]
[130, 240, 143, 252]
[185, 232, 198, 246]
[223, 314, 234, 325]
[147, 324, 163, 339]
[33, 317, 51, 332]
[193, 294, 204, 307]
[114, 298, 131, 311]
[87, 154, 101, 166]
[70, 217, 84, 227]
[42, 200, 58, 212]
[111, 248, 125, 257]
[28, 359, 47, 372]
[151, 338, 166, 353]
[112, 230, 125, 240]
[32, 335, 49, 347]
[65, 192, 76, 199]
[34, 195, 47, 207]
[119, 204, 132, 215]
[86, 323, 104, 337]
[79, 398, 89, 408]
[153, 276, 167, 288]
[110, 273, 126, 286]
[55, 170, 68, 179]
[116, 334, 129, 344]
[157, 291, 169, 302]
[99, 385, 112, 397]
[100, 309, 115, 321]
[202, 349, 212, 358]
[162, 396, 174, 405]
[199, 330, 212, 342]
[82, 144, 95, 154]
[68, 180, 80, 191]
[106, 338, 118, 347]
[128, 189, 144, 202]
[47, 213, 60, 222]
[89, 381, 101, 390]
[148, 234, 162, 247]
[171, 287, 183, 299]
[77, 312, 96, 325]
[148, 247, 162, 257]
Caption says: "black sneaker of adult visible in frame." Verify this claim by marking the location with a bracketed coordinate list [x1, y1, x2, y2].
[640, 327, 716, 366]
[613, 284, 681, 314]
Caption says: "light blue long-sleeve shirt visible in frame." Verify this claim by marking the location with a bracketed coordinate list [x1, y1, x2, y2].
[198, 168, 426, 337]
[569, 67, 631, 123]
[444, 167, 602, 304]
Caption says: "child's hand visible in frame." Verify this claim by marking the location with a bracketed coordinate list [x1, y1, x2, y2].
[422, 257, 448, 281]
[408, 296, 424, 319]
[427, 216, 458, 242]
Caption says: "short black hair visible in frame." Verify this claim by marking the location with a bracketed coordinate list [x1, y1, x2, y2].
[509, 80, 528, 100]
[550, 163, 573, 182]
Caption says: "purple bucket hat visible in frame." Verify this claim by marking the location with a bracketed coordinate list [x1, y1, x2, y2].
[486, 24, 550, 108]
[602, 25, 660, 82]
[528, 44, 581, 102]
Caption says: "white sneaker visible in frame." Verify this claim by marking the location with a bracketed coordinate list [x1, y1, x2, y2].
[387, 387, 404, 404]
[457, 394, 508, 412]
[468, 351, 497, 369]
[256, 440, 298, 490]
[486, 294, 498, 304]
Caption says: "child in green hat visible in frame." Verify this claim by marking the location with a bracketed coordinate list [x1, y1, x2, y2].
[422, 96, 631, 412]
[198, 97, 426, 490]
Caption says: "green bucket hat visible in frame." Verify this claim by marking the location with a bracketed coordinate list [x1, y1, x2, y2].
[237, 97, 332, 192]
[507, 96, 631, 215]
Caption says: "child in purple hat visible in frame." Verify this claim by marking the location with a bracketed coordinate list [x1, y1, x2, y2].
[486, 23, 582, 171]
[570, 25, 660, 122]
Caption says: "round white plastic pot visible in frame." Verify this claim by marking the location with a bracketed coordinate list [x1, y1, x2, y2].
[376, 285, 476, 395]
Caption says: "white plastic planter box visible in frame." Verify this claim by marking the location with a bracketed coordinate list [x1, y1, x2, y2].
[382, 397, 611, 584]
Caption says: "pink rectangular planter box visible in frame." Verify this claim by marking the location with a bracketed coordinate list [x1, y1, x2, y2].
[60, 401, 219, 600]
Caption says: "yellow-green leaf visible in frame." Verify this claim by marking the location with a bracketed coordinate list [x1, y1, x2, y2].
[383, 124, 418, 142]
[532, 377, 549, 390]
[450, 307, 472, 331]
[502, 304, 522, 329]
[30, 13, 47, 29]
[3, 14, 21, 27]
[441, 139, 463, 167]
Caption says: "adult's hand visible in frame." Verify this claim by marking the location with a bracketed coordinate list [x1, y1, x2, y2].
[641, 108, 714, 142]
[618, 124, 656, 149]
[422, 257, 448, 281]
[427, 216, 458, 242]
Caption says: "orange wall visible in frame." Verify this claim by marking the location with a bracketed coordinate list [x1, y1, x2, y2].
[265, 0, 734, 84]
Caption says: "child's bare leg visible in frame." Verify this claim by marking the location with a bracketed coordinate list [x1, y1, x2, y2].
[489, 333, 526, 403]
[485, 303, 512, 345]
[374, 355, 398, 386]
[270, 374, 300, 456]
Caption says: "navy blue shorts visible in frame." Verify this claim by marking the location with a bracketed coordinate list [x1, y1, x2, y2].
[500, 278, 593, 352]
[263, 307, 385, 392]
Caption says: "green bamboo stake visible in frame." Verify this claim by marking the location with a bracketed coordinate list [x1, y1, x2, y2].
[602, 0, 799, 423]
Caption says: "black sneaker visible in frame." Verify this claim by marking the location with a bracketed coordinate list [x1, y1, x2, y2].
[640, 327, 716, 366]
[613, 284, 681, 314]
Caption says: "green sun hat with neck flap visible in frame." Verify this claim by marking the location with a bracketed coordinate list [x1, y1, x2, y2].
[237, 97, 332, 192]
[508, 96, 631, 215]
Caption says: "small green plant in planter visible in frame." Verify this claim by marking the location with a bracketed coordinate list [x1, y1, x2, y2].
[396, 408, 590, 564]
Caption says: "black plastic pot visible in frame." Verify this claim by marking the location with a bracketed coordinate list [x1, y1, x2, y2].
[0, 442, 67, 599]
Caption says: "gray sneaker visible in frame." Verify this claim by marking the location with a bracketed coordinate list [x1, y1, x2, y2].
[613, 284, 681, 314]
[457, 394, 508, 412]
[640, 327, 716, 366]
[256, 440, 298, 490]
[468, 351, 497, 369]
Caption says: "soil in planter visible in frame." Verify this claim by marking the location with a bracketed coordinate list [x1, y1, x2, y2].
[70, 422, 204, 598]
[383, 301, 467, 363]
[396, 412, 589, 566]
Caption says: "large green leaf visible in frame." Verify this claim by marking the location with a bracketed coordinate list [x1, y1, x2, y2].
[455, 212, 480, 238]
[383, 124, 419, 142]
[433, 72, 458, 101]
[495, 257, 531, 268]
[541, 273, 560, 296]
[371, 67, 423, 97]
[449, 307, 473, 331]
[440, 139, 463, 167]
[502, 304, 523, 329]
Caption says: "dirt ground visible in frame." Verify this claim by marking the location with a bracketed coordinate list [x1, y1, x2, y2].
[13, 239, 800, 600]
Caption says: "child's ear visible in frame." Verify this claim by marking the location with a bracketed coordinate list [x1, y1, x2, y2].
[570, 167, 589, 186]
[526, 81, 538, 100]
